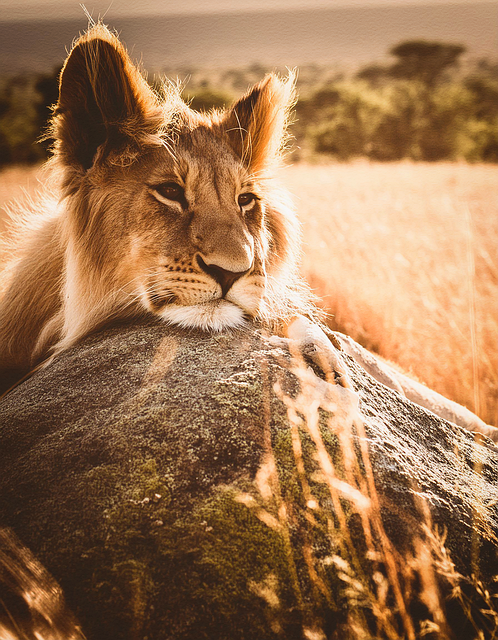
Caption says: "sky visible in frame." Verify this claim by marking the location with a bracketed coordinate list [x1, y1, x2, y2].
[1, 0, 496, 21]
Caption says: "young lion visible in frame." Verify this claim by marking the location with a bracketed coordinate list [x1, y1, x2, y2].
[0, 24, 307, 389]
[0, 25, 496, 442]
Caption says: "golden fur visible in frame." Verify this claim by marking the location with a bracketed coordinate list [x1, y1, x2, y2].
[0, 24, 311, 392]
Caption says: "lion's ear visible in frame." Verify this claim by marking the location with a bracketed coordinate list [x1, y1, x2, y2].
[224, 73, 295, 173]
[53, 24, 161, 171]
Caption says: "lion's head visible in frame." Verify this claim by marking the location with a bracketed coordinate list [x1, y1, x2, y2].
[50, 24, 308, 347]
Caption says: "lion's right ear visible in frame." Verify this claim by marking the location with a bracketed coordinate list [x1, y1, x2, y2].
[223, 73, 295, 174]
[53, 25, 161, 171]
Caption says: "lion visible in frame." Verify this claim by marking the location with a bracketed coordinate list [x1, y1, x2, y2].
[0, 25, 303, 387]
[0, 24, 496, 442]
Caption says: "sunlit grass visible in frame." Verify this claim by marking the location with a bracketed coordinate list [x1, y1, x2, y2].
[279, 161, 498, 427]
[248, 349, 498, 638]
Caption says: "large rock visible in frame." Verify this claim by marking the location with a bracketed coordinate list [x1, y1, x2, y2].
[0, 320, 497, 639]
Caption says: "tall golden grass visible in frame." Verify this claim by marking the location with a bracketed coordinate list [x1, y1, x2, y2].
[258, 352, 498, 639]
[279, 161, 498, 428]
[1, 161, 497, 426]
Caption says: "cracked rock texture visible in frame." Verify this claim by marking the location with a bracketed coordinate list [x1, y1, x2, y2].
[0, 320, 497, 639]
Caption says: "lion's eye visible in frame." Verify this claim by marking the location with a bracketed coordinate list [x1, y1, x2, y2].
[154, 182, 184, 203]
[238, 193, 256, 208]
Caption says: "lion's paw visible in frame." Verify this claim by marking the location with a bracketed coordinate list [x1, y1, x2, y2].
[280, 316, 353, 389]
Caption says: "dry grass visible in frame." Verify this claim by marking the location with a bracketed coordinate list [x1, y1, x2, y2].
[260, 353, 498, 639]
[279, 161, 498, 428]
[1, 160, 497, 426]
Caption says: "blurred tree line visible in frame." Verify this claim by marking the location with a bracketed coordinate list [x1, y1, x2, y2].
[0, 40, 497, 166]
[0, 67, 59, 165]
[298, 41, 498, 161]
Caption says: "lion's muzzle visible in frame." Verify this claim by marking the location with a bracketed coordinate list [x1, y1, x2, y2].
[196, 255, 252, 297]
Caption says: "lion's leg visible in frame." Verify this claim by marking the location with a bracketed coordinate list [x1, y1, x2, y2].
[336, 334, 405, 394]
[0, 219, 64, 394]
[336, 332, 498, 443]
[391, 368, 498, 442]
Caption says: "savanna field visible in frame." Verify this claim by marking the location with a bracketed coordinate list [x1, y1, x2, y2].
[1, 160, 497, 427]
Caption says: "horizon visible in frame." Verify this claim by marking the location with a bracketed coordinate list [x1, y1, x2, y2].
[0, 0, 497, 21]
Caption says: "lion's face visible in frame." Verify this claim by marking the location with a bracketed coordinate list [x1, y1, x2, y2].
[53, 25, 298, 336]
[109, 128, 270, 331]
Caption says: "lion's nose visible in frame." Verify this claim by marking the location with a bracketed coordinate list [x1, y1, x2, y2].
[196, 255, 250, 296]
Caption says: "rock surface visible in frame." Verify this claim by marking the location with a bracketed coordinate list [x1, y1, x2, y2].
[0, 320, 497, 639]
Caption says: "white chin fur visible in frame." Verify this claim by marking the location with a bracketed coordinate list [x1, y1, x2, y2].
[157, 301, 246, 332]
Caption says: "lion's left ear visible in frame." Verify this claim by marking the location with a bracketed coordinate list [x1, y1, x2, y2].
[223, 73, 295, 173]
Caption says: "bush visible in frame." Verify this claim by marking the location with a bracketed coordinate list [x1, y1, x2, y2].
[0, 76, 45, 165]
[458, 118, 498, 162]
[304, 76, 498, 163]
[307, 81, 388, 160]
[0, 68, 59, 167]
